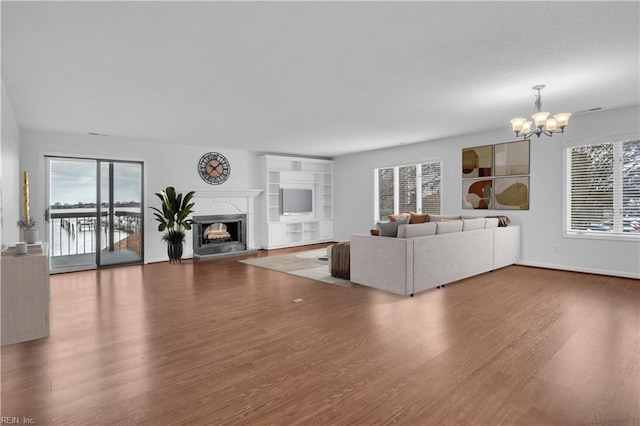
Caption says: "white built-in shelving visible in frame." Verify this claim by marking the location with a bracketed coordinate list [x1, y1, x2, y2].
[260, 155, 334, 249]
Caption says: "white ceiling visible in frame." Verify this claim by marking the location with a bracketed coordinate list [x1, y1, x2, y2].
[2, 1, 639, 157]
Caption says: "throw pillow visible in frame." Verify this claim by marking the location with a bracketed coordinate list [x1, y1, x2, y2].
[410, 212, 428, 224]
[388, 213, 410, 222]
[377, 216, 410, 237]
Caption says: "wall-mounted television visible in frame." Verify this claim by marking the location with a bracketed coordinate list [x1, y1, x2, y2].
[281, 188, 313, 215]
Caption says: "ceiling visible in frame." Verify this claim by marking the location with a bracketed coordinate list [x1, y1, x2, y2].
[2, 1, 639, 157]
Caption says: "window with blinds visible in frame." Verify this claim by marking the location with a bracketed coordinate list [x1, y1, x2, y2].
[375, 161, 441, 221]
[377, 168, 395, 222]
[567, 138, 640, 236]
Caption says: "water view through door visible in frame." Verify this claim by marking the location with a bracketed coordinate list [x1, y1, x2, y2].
[46, 157, 144, 272]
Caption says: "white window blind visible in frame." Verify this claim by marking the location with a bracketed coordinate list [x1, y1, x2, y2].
[622, 139, 640, 223]
[377, 168, 395, 221]
[421, 162, 442, 215]
[375, 161, 441, 221]
[398, 165, 417, 214]
[567, 138, 640, 236]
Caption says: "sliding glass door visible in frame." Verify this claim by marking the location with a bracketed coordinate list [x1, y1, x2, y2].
[46, 157, 144, 273]
[98, 161, 143, 266]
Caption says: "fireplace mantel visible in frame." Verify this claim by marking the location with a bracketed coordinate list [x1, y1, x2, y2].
[185, 189, 263, 199]
[186, 188, 263, 253]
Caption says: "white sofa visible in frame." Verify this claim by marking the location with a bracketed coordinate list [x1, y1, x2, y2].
[350, 218, 520, 296]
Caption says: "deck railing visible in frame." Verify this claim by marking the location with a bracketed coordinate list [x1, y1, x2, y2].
[49, 210, 142, 257]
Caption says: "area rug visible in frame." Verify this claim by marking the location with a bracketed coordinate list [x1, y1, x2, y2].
[238, 248, 353, 287]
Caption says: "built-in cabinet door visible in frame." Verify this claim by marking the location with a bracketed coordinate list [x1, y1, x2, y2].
[318, 220, 334, 240]
[268, 223, 286, 246]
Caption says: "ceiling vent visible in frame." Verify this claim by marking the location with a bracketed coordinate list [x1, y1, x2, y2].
[573, 107, 603, 115]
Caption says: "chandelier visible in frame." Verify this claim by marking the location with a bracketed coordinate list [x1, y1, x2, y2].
[510, 85, 571, 138]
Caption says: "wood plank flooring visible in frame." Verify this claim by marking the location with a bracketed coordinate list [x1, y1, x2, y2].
[2, 245, 639, 425]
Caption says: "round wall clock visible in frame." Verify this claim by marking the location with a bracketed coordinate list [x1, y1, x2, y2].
[198, 152, 231, 185]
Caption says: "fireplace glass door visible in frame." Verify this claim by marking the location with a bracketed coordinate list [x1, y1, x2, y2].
[192, 214, 246, 258]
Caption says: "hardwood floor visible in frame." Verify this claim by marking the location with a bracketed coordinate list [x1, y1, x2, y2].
[2, 245, 639, 425]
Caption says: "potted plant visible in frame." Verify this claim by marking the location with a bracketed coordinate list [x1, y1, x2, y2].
[17, 216, 38, 244]
[150, 186, 196, 264]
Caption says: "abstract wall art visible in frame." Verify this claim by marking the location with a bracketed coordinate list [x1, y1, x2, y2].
[494, 140, 530, 176]
[463, 178, 493, 210]
[462, 140, 530, 210]
[462, 145, 493, 178]
[494, 176, 530, 210]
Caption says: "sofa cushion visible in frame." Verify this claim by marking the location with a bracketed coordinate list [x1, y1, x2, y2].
[410, 212, 429, 224]
[436, 220, 464, 234]
[484, 218, 499, 228]
[377, 216, 410, 237]
[397, 222, 437, 238]
[462, 218, 486, 231]
[428, 214, 461, 222]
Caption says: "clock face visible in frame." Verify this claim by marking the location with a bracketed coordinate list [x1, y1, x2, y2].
[198, 152, 230, 185]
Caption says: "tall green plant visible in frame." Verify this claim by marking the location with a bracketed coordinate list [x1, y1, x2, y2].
[150, 186, 196, 244]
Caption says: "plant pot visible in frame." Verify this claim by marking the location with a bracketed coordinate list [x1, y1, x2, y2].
[24, 229, 39, 244]
[167, 242, 183, 264]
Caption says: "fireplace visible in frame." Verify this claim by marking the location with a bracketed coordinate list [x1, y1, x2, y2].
[192, 214, 247, 258]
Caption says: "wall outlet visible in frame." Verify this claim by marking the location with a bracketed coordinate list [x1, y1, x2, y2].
[553, 244, 560, 253]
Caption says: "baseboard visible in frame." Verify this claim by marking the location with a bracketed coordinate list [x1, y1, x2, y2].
[516, 261, 640, 280]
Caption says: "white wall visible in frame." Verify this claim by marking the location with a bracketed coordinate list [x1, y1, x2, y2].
[20, 129, 261, 263]
[334, 105, 640, 279]
[1, 82, 21, 245]
[13, 104, 640, 277]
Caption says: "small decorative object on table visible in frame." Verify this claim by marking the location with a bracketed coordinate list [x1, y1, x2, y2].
[17, 217, 38, 243]
[17, 171, 39, 244]
[15, 242, 28, 255]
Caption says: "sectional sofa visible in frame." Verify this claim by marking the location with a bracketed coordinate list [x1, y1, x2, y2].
[350, 216, 520, 296]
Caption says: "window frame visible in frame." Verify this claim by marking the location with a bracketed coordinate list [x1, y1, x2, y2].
[373, 158, 442, 223]
[563, 133, 640, 241]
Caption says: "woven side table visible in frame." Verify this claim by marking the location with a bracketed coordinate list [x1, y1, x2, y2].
[1, 243, 50, 346]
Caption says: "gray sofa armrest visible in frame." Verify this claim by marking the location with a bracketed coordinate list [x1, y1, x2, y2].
[493, 226, 520, 269]
[350, 234, 414, 296]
